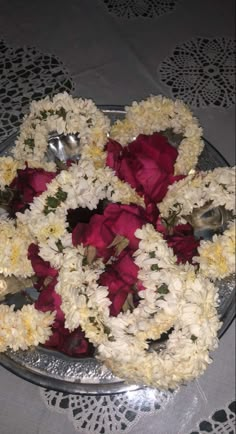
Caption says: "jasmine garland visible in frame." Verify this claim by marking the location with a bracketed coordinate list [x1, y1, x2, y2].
[0, 93, 234, 390]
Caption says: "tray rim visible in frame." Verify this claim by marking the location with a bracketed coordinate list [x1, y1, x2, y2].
[0, 105, 235, 395]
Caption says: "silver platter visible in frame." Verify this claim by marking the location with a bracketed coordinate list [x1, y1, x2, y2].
[0, 106, 235, 394]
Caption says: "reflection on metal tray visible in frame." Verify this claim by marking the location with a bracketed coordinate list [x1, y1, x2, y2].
[0, 106, 235, 395]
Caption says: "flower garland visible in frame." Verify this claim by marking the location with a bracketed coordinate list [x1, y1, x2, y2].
[158, 167, 235, 281]
[16, 159, 144, 267]
[0, 218, 34, 278]
[0, 93, 234, 390]
[55, 245, 110, 338]
[159, 167, 236, 222]
[0, 95, 143, 355]
[54, 224, 221, 389]
[0, 304, 55, 352]
[109, 95, 204, 175]
[13, 92, 110, 163]
[193, 221, 235, 280]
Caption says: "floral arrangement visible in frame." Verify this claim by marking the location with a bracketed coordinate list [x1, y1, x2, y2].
[0, 93, 235, 389]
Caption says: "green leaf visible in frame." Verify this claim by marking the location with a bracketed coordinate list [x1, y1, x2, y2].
[149, 251, 156, 258]
[55, 188, 67, 202]
[56, 107, 67, 120]
[151, 264, 159, 271]
[56, 239, 64, 253]
[44, 189, 67, 214]
[157, 284, 169, 295]
[46, 196, 60, 208]
[191, 335, 198, 342]
[103, 325, 111, 336]
[44, 206, 56, 215]
[55, 158, 68, 171]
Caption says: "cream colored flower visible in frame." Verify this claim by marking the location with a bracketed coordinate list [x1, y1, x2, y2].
[194, 221, 236, 280]
[159, 167, 235, 223]
[0, 220, 33, 277]
[13, 92, 110, 163]
[0, 157, 19, 188]
[0, 304, 55, 352]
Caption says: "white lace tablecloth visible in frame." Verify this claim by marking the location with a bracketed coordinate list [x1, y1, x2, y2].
[0, 1, 235, 433]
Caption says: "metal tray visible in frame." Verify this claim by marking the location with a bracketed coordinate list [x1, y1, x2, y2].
[0, 106, 235, 394]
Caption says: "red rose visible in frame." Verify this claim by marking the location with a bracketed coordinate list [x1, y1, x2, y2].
[145, 202, 160, 225]
[99, 251, 143, 316]
[42, 323, 94, 357]
[156, 218, 200, 264]
[28, 243, 58, 278]
[35, 277, 64, 321]
[41, 321, 94, 357]
[10, 166, 57, 213]
[72, 203, 150, 260]
[106, 133, 181, 203]
[166, 225, 200, 264]
[58, 328, 94, 357]
[35, 277, 94, 357]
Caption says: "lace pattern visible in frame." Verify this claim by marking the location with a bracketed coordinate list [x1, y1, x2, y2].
[0, 39, 74, 145]
[101, 0, 180, 19]
[40, 387, 175, 433]
[159, 37, 235, 108]
[190, 400, 236, 434]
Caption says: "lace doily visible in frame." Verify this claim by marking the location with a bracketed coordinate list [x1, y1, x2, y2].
[159, 37, 235, 108]
[190, 400, 236, 434]
[0, 39, 74, 144]
[40, 388, 175, 433]
[101, 0, 180, 19]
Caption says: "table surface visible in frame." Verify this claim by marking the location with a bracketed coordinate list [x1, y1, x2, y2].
[0, 1, 235, 433]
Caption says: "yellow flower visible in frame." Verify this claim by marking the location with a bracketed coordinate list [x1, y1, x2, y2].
[0, 157, 19, 187]
[84, 144, 106, 168]
[197, 239, 232, 279]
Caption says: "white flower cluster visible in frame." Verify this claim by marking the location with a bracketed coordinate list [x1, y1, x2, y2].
[194, 221, 235, 280]
[13, 92, 110, 162]
[0, 304, 55, 352]
[16, 159, 143, 268]
[56, 223, 220, 390]
[159, 166, 236, 222]
[97, 226, 220, 389]
[110, 95, 204, 175]
[55, 246, 111, 343]
[0, 94, 143, 354]
[0, 93, 233, 390]
[0, 219, 34, 278]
